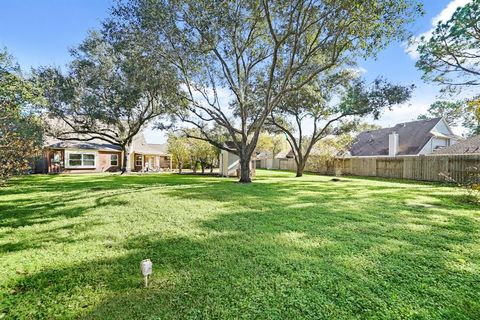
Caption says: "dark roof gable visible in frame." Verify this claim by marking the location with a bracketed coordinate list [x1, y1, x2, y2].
[349, 118, 442, 156]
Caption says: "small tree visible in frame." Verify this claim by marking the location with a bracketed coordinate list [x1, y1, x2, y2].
[0, 49, 44, 185]
[256, 133, 288, 158]
[167, 133, 190, 174]
[307, 122, 381, 175]
[190, 139, 218, 174]
[38, 30, 179, 173]
[270, 77, 413, 177]
[418, 99, 480, 136]
[440, 167, 480, 205]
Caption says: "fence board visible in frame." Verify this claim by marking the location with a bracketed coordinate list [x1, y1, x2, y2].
[296, 154, 480, 183]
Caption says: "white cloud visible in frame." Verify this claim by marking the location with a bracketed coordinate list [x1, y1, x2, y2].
[406, 0, 472, 60]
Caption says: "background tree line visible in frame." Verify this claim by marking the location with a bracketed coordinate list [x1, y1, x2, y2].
[168, 132, 219, 174]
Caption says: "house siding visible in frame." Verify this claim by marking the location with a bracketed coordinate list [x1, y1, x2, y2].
[42, 149, 122, 174]
[62, 150, 122, 173]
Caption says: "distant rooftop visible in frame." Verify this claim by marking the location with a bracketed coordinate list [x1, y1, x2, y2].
[434, 134, 480, 155]
[349, 118, 445, 156]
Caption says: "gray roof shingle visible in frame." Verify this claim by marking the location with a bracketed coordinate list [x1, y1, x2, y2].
[45, 139, 122, 152]
[349, 118, 443, 156]
[433, 134, 480, 155]
[45, 133, 168, 155]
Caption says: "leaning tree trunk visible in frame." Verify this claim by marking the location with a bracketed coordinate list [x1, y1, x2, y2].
[239, 155, 252, 183]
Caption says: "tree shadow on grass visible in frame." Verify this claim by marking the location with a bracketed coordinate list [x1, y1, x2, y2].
[0, 174, 222, 229]
[5, 209, 479, 319]
[2, 174, 479, 319]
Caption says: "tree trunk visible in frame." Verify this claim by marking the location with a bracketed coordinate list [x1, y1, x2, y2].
[295, 157, 306, 177]
[192, 160, 197, 173]
[121, 144, 132, 174]
[179, 162, 183, 174]
[210, 165, 213, 174]
[201, 163, 205, 174]
[239, 155, 251, 183]
[296, 163, 305, 178]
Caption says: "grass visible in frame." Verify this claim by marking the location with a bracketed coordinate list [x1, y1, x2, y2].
[0, 170, 479, 319]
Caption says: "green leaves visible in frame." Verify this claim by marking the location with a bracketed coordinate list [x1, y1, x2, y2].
[418, 98, 480, 137]
[37, 24, 181, 157]
[337, 78, 413, 120]
[416, 0, 480, 91]
[109, 0, 422, 166]
[0, 49, 44, 184]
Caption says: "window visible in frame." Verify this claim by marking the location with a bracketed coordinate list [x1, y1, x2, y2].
[135, 155, 143, 166]
[111, 154, 119, 166]
[66, 152, 96, 168]
[83, 154, 95, 166]
[69, 154, 82, 166]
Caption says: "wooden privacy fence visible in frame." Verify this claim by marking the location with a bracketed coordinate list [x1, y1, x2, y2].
[278, 154, 480, 183]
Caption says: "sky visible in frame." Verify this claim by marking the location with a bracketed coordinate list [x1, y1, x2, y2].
[0, 0, 471, 142]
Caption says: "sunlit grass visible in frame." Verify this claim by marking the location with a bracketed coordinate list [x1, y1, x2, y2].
[0, 171, 479, 319]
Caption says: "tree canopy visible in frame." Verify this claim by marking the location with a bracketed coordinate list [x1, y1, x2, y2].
[416, 0, 479, 91]
[167, 131, 219, 174]
[418, 99, 479, 136]
[0, 49, 44, 184]
[108, 0, 422, 182]
[270, 77, 413, 177]
[38, 30, 180, 172]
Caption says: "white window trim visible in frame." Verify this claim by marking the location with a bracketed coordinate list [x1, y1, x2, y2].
[65, 150, 97, 169]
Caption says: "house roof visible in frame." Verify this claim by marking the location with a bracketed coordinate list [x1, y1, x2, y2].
[131, 134, 168, 155]
[275, 149, 295, 159]
[45, 133, 168, 155]
[223, 141, 237, 150]
[45, 138, 122, 152]
[349, 118, 443, 156]
[433, 134, 480, 155]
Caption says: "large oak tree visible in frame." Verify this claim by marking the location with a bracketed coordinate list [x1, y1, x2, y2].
[109, 0, 422, 182]
[38, 30, 180, 172]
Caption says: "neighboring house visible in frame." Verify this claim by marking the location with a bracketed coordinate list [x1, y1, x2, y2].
[40, 133, 171, 174]
[130, 133, 172, 172]
[348, 118, 460, 157]
[254, 148, 295, 170]
[275, 149, 295, 160]
[255, 150, 286, 169]
[433, 134, 480, 155]
[219, 142, 256, 177]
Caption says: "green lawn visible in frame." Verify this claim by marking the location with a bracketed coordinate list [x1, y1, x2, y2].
[0, 171, 479, 319]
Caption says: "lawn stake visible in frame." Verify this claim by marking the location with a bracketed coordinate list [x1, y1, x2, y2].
[140, 259, 152, 288]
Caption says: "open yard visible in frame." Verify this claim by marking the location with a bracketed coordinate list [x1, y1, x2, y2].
[0, 171, 479, 319]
